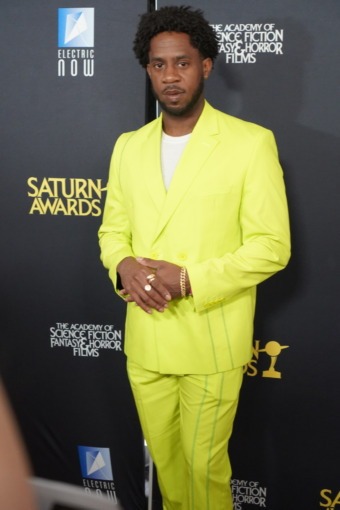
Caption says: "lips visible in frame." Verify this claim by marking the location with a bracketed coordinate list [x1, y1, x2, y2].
[163, 87, 184, 96]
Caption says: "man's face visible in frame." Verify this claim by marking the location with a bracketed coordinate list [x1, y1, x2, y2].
[146, 32, 212, 117]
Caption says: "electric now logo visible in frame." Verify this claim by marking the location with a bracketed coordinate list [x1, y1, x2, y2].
[78, 446, 113, 481]
[58, 8, 94, 47]
[57, 8, 95, 77]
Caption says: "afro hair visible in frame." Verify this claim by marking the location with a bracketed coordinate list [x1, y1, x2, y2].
[133, 5, 219, 68]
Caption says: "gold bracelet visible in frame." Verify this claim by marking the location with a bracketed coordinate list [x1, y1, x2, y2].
[180, 267, 187, 298]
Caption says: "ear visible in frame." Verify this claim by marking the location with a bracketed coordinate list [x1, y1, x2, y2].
[146, 63, 151, 78]
[202, 58, 213, 79]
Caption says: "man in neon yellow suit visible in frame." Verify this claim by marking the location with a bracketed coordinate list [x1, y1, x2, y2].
[99, 6, 290, 510]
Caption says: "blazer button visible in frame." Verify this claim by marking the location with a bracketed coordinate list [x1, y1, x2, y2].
[178, 252, 187, 261]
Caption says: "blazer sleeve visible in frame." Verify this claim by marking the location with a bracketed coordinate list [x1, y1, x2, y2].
[186, 129, 291, 312]
[98, 132, 135, 290]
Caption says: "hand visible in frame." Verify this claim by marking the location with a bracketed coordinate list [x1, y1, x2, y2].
[117, 257, 172, 314]
[137, 257, 190, 299]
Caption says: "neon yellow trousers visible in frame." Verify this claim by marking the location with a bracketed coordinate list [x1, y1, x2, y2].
[127, 360, 243, 510]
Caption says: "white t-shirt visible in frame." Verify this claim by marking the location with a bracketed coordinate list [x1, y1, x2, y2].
[161, 131, 191, 190]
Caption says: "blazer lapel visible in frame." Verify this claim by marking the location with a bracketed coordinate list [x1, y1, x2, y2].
[143, 117, 167, 213]
[153, 102, 220, 241]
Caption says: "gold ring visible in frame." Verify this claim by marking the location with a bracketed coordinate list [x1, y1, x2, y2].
[144, 284, 152, 292]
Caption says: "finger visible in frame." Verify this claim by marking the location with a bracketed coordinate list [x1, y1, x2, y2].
[136, 257, 160, 270]
[127, 285, 168, 313]
[119, 289, 133, 303]
[123, 296, 134, 303]
[142, 288, 169, 311]
[124, 288, 153, 313]
[147, 278, 172, 301]
[130, 271, 169, 302]
[125, 272, 170, 311]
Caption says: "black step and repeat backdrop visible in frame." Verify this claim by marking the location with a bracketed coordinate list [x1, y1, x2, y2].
[0, 2, 148, 509]
[1, 1, 340, 509]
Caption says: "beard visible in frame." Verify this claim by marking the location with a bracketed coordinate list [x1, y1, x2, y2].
[152, 76, 205, 117]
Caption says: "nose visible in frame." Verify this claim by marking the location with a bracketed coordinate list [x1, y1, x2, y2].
[162, 64, 180, 83]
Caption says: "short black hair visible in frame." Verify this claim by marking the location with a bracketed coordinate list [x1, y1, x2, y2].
[133, 5, 219, 68]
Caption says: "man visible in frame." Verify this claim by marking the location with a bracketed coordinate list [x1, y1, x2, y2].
[99, 6, 290, 510]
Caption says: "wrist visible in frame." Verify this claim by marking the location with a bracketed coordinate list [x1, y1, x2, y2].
[117, 256, 134, 275]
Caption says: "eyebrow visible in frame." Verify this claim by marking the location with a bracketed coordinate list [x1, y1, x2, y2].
[149, 54, 192, 62]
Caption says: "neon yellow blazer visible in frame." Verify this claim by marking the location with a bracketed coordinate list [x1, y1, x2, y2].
[99, 101, 290, 374]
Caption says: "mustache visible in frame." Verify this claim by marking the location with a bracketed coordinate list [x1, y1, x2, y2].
[162, 86, 185, 93]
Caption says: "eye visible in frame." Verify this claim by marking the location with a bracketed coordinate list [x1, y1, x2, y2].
[153, 62, 164, 70]
[178, 61, 189, 68]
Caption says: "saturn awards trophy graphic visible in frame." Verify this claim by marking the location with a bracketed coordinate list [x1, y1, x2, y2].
[258, 340, 289, 379]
